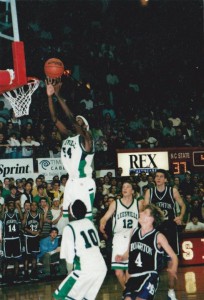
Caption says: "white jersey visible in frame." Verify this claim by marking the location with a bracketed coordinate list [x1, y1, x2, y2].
[61, 134, 94, 179]
[60, 218, 106, 271]
[112, 198, 139, 236]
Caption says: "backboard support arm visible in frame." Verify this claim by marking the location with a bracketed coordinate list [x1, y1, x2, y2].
[0, 0, 20, 41]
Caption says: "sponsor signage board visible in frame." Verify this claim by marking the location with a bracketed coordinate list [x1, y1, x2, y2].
[0, 159, 34, 181]
[117, 151, 169, 176]
[37, 158, 67, 181]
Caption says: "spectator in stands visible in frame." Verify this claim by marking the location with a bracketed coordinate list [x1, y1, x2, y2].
[5, 133, 21, 158]
[116, 167, 123, 178]
[173, 176, 181, 191]
[9, 110, 21, 137]
[162, 120, 176, 137]
[108, 185, 117, 198]
[102, 175, 111, 195]
[15, 179, 24, 198]
[147, 174, 155, 189]
[0, 132, 9, 158]
[2, 178, 10, 199]
[80, 95, 94, 111]
[21, 135, 40, 158]
[185, 215, 204, 232]
[172, 127, 189, 147]
[22, 200, 31, 214]
[36, 133, 50, 158]
[183, 194, 193, 224]
[128, 112, 145, 132]
[0, 187, 5, 209]
[5, 185, 20, 206]
[38, 197, 53, 239]
[190, 200, 203, 222]
[20, 181, 33, 209]
[138, 172, 148, 196]
[0, 101, 10, 122]
[33, 185, 49, 205]
[59, 174, 68, 193]
[150, 112, 163, 133]
[32, 176, 43, 197]
[51, 198, 68, 235]
[49, 180, 63, 203]
[180, 171, 195, 197]
[21, 122, 34, 138]
[38, 227, 67, 281]
[47, 130, 62, 158]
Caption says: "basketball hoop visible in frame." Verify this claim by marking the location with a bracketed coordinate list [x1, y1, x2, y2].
[2, 77, 40, 118]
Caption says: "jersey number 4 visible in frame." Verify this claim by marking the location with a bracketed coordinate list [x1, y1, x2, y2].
[62, 147, 72, 158]
[80, 229, 99, 248]
[135, 253, 142, 267]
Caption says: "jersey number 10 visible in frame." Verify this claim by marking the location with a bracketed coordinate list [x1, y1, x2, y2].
[80, 229, 99, 248]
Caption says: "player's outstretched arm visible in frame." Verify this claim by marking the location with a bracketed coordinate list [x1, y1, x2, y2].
[53, 82, 75, 122]
[46, 82, 70, 136]
[157, 233, 178, 279]
[100, 200, 116, 234]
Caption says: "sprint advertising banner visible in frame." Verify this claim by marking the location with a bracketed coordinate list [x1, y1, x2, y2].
[0, 159, 34, 181]
[117, 151, 169, 176]
[37, 158, 67, 181]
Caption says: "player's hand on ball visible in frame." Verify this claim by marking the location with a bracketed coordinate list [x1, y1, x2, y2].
[46, 81, 55, 97]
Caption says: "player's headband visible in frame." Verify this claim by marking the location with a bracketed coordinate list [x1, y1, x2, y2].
[76, 115, 89, 130]
[69, 202, 76, 219]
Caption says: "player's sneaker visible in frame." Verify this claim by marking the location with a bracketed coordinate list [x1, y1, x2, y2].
[30, 270, 39, 281]
[0, 278, 7, 286]
[13, 275, 22, 284]
[167, 289, 178, 300]
[23, 271, 30, 283]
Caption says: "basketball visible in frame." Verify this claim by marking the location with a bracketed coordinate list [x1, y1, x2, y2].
[44, 58, 64, 79]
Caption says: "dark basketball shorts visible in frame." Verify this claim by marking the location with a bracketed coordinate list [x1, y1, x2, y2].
[3, 238, 21, 258]
[123, 273, 159, 300]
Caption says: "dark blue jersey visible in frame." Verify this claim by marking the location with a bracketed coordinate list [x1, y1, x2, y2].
[3, 212, 21, 239]
[128, 228, 163, 275]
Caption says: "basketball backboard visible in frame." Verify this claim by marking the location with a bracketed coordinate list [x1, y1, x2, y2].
[0, 0, 39, 117]
[0, 0, 27, 93]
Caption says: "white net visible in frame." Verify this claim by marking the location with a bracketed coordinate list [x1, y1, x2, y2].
[3, 78, 40, 118]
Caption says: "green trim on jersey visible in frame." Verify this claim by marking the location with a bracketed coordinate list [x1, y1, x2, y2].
[77, 154, 87, 178]
[73, 255, 81, 271]
[68, 224, 81, 270]
[53, 275, 77, 299]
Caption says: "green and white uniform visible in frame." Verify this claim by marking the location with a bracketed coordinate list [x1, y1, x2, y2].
[111, 198, 139, 270]
[61, 134, 96, 220]
[53, 218, 107, 300]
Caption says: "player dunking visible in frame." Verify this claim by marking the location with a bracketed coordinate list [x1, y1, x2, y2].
[100, 181, 143, 289]
[116, 204, 178, 300]
[53, 199, 107, 300]
[144, 169, 185, 300]
[46, 81, 95, 220]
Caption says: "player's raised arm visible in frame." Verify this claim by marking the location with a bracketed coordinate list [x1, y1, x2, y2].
[143, 188, 150, 206]
[99, 200, 116, 234]
[46, 81, 70, 136]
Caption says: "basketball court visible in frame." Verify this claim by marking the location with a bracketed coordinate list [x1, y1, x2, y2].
[0, 266, 203, 299]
